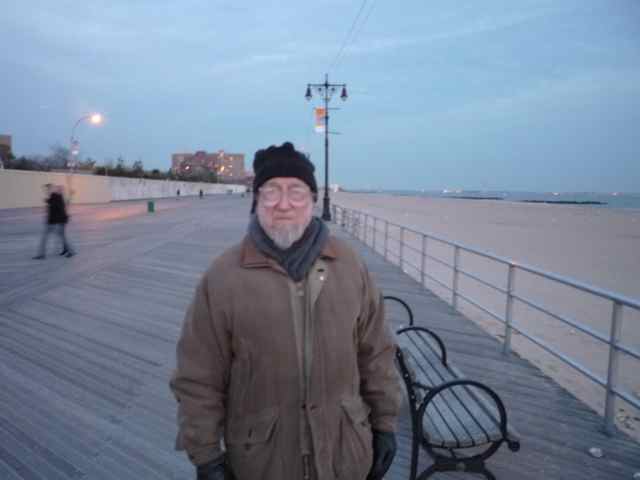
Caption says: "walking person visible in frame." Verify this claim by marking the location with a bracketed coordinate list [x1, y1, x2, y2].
[33, 184, 75, 259]
[170, 142, 402, 480]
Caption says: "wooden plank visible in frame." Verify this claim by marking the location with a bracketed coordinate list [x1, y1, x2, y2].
[0, 312, 158, 378]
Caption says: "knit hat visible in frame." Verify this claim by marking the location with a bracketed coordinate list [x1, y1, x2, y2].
[252, 142, 317, 194]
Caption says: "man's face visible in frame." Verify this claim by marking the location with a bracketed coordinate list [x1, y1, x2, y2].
[256, 177, 314, 249]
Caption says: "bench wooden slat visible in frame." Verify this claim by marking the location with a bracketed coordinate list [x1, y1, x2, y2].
[400, 335, 488, 448]
[402, 333, 453, 384]
[404, 346, 476, 447]
[448, 384, 502, 445]
[404, 348, 461, 447]
[447, 362, 515, 443]
[455, 384, 506, 442]
[409, 330, 492, 445]
[436, 386, 492, 447]
[398, 330, 508, 448]
[406, 347, 492, 447]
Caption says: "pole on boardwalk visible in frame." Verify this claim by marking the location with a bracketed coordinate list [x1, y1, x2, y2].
[305, 74, 348, 221]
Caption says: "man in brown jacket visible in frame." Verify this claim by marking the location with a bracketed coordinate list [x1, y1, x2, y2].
[170, 142, 402, 480]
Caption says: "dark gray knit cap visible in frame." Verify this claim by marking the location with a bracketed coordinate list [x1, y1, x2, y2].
[252, 142, 317, 194]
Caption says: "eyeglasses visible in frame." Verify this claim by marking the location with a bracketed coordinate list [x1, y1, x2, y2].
[258, 185, 312, 207]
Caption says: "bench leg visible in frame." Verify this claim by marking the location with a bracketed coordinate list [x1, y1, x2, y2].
[409, 424, 420, 480]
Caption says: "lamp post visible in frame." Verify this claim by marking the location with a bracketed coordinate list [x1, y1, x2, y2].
[69, 113, 102, 170]
[305, 74, 347, 221]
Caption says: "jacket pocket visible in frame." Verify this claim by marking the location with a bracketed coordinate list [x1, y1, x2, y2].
[333, 397, 373, 479]
[226, 407, 281, 479]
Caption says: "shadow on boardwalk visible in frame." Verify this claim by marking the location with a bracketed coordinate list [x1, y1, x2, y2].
[0, 196, 638, 479]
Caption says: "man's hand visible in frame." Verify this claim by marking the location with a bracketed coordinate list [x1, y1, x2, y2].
[367, 430, 397, 480]
[196, 457, 226, 480]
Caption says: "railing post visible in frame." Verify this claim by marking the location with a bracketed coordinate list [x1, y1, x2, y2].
[452, 246, 460, 309]
[367, 214, 371, 246]
[399, 227, 405, 271]
[364, 214, 368, 245]
[604, 301, 624, 435]
[503, 264, 516, 355]
[421, 234, 427, 287]
[351, 210, 356, 236]
[373, 217, 377, 253]
[352, 210, 356, 235]
[384, 221, 389, 260]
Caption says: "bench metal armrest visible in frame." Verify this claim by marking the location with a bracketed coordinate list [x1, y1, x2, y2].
[396, 326, 448, 366]
[384, 295, 414, 326]
[417, 379, 518, 450]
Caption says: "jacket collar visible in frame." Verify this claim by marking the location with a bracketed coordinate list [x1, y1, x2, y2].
[241, 233, 338, 269]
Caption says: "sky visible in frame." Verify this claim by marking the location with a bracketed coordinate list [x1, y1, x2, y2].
[1, 0, 639, 193]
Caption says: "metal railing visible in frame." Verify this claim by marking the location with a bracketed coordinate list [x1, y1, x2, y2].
[332, 204, 640, 434]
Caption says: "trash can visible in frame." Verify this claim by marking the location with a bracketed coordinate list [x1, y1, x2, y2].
[147, 200, 155, 213]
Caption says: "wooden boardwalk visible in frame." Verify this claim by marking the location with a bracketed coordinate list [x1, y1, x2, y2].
[0, 196, 638, 479]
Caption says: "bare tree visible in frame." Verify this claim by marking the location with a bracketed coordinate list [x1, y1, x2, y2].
[46, 144, 70, 169]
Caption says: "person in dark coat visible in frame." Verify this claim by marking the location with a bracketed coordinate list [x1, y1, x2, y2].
[33, 184, 75, 259]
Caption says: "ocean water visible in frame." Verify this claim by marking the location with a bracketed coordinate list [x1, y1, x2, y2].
[354, 190, 640, 210]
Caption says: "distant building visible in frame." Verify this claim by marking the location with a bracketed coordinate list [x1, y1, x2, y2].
[171, 149, 245, 183]
[0, 134, 12, 165]
[243, 173, 255, 188]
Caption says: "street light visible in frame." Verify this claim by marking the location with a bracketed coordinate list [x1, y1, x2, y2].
[305, 74, 348, 221]
[69, 113, 103, 170]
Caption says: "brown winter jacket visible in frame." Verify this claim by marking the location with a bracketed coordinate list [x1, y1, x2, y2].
[170, 234, 402, 480]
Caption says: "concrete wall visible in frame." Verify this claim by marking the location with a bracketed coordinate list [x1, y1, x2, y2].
[0, 169, 246, 209]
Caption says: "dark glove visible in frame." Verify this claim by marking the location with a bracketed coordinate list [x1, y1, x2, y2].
[196, 457, 226, 480]
[367, 430, 397, 480]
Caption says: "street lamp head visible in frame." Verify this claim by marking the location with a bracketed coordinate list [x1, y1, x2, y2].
[305, 86, 312, 101]
[90, 113, 102, 124]
[340, 86, 348, 101]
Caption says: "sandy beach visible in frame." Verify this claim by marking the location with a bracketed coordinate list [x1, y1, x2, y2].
[333, 191, 640, 439]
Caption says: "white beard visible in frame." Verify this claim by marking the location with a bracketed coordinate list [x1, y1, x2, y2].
[258, 215, 311, 250]
[267, 225, 304, 250]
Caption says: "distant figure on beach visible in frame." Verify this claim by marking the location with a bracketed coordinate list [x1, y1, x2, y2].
[170, 142, 402, 480]
[199, 189, 203, 198]
[33, 184, 75, 259]
[177, 188, 181, 199]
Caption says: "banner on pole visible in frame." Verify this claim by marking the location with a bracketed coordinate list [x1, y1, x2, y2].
[314, 107, 325, 133]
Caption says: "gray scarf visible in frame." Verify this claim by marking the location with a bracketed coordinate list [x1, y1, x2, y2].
[248, 215, 329, 282]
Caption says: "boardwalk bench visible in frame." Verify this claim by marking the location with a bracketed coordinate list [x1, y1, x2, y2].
[384, 296, 520, 480]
